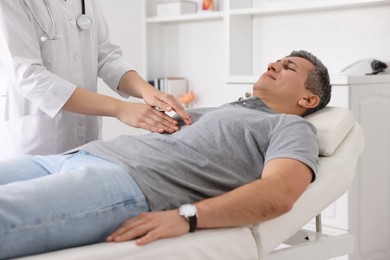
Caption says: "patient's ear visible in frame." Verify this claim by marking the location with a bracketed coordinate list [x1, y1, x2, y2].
[298, 95, 320, 109]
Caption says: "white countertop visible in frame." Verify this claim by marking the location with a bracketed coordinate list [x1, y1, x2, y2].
[331, 73, 390, 85]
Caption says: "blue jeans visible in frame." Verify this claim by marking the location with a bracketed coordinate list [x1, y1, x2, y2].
[0, 151, 150, 259]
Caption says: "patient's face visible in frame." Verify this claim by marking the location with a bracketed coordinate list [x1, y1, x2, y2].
[253, 56, 315, 114]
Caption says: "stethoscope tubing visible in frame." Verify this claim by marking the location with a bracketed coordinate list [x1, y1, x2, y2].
[23, 0, 59, 40]
[22, 0, 90, 41]
[81, 0, 86, 15]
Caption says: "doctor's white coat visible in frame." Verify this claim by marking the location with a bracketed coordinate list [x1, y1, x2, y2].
[0, 0, 134, 159]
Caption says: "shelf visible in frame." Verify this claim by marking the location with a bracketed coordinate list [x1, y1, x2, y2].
[146, 11, 224, 24]
[229, 0, 390, 16]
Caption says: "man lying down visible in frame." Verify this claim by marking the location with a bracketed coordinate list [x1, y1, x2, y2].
[0, 50, 331, 259]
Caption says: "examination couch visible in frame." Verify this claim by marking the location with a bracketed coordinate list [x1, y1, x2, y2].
[16, 106, 365, 260]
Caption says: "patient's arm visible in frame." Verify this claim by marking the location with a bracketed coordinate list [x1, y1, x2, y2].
[196, 158, 313, 228]
[107, 158, 313, 245]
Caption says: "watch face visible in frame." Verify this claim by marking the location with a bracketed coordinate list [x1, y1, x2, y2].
[180, 204, 197, 217]
[179, 204, 198, 232]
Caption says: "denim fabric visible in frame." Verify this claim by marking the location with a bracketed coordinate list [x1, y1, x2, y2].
[0, 151, 149, 259]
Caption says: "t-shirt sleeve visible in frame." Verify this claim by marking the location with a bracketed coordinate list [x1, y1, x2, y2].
[265, 116, 319, 182]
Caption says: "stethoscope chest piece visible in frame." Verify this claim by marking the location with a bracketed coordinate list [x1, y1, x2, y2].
[77, 15, 92, 31]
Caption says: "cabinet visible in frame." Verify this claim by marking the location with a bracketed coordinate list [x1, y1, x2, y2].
[328, 75, 390, 260]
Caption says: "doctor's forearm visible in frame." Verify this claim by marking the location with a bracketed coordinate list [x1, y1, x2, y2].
[62, 87, 180, 133]
[117, 71, 152, 98]
[62, 87, 122, 117]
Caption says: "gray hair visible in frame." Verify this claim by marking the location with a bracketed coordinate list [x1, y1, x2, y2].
[287, 50, 332, 116]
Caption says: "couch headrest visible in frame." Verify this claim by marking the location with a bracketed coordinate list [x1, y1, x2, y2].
[304, 106, 355, 156]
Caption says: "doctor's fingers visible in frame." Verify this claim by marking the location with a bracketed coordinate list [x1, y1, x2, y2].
[117, 103, 179, 133]
[150, 93, 192, 126]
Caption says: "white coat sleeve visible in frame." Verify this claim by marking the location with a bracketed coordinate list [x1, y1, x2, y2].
[0, 0, 77, 118]
[92, 1, 135, 97]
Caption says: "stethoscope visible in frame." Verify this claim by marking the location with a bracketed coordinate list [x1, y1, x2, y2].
[23, 0, 92, 42]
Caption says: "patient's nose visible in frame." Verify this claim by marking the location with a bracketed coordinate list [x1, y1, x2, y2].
[268, 61, 281, 72]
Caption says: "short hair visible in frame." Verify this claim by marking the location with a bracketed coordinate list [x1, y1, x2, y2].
[287, 50, 332, 116]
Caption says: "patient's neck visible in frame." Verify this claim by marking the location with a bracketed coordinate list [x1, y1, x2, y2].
[254, 95, 305, 116]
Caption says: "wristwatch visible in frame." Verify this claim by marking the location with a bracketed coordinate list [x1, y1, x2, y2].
[179, 203, 198, 232]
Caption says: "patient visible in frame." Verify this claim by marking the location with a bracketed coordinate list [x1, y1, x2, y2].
[0, 50, 331, 259]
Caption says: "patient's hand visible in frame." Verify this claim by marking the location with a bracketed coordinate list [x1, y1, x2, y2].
[106, 209, 189, 245]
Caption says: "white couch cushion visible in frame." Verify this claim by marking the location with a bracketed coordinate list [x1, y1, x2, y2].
[305, 106, 355, 156]
[253, 120, 365, 257]
[16, 227, 258, 260]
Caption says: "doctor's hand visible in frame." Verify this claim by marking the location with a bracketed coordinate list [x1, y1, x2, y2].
[117, 71, 192, 128]
[62, 86, 184, 133]
[141, 87, 192, 126]
[116, 102, 181, 134]
[106, 210, 190, 245]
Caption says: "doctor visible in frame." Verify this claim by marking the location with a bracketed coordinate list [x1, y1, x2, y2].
[0, 0, 192, 160]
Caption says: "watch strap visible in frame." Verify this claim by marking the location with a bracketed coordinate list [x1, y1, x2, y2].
[188, 215, 197, 232]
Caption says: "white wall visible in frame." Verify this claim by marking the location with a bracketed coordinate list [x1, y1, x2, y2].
[97, 0, 145, 76]
[251, 4, 390, 76]
[0, 63, 5, 122]
[97, 0, 147, 139]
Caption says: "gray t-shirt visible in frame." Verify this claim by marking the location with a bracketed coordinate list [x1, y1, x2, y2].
[80, 97, 319, 211]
